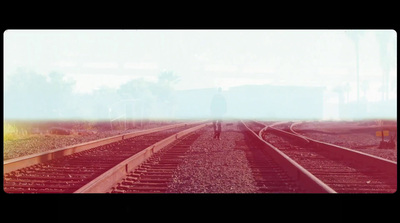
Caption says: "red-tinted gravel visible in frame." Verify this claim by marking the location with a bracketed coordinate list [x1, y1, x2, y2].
[262, 131, 397, 193]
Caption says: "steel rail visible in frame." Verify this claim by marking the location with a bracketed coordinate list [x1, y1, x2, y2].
[3, 121, 204, 174]
[265, 126, 310, 145]
[74, 122, 210, 193]
[269, 121, 291, 128]
[290, 122, 397, 177]
[241, 120, 336, 193]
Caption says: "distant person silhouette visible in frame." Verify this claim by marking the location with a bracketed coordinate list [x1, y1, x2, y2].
[210, 87, 227, 140]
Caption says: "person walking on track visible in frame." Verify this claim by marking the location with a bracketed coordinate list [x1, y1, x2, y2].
[210, 87, 227, 140]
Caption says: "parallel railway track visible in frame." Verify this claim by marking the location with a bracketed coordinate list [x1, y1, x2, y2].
[4, 120, 395, 193]
[244, 120, 397, 193]
[109, 122, 306, 193]
[238, 123, 304, 193]
[4, 122, 203, 193]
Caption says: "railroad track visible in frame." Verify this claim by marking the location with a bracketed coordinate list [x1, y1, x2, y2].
[5, 119, 395, 193]
[237, 123, 304, 193]
[242, 120, 334, 193]
[109, 121, 306, 193]
[3, 120, 336, 193]
[250, 121, 397, 193]
[241, 120, 266, 134]
[108, 130, 204, 193]
[3, 122, 206, 193]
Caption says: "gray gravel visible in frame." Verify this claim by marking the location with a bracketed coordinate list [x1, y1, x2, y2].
[167, 124, 258, 193]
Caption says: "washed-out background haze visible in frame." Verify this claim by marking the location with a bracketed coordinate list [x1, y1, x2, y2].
[3, 30, 397, 121]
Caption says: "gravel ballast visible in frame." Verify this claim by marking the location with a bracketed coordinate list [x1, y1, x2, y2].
[167, 124, 258, 193]
[292, 121, 397, 162]
[300, 132, 397, 162]
[3, 123, 171, 161]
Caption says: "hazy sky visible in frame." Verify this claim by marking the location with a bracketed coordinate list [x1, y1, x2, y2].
[3, 30, 397, 120]
[5, 30, 396, 93]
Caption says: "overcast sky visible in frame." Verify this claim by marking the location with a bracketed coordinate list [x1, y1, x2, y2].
[3, 30, 397, 120]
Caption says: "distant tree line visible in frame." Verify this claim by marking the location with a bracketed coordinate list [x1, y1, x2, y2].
[4, 69, 180, 120]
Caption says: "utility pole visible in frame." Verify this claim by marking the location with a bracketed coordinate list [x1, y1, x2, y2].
[355, 41, 359, 103]
[345, 30, 363, 105]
